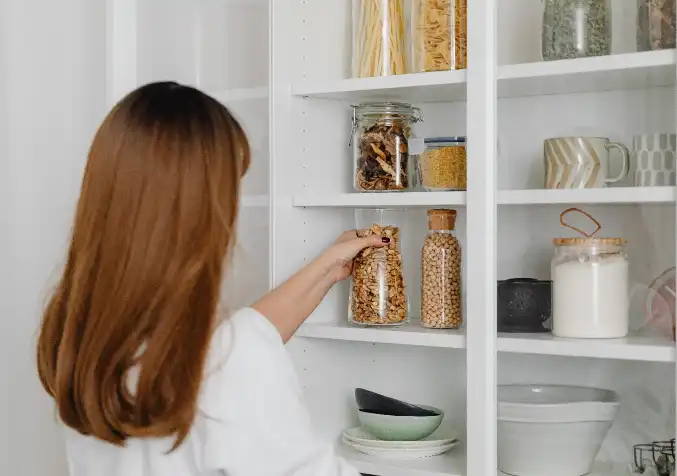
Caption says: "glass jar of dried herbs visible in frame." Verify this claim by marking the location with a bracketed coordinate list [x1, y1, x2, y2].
[351, 102, 423, 192]
[637, 0, 676, 52]
[542, 0, 611, 61]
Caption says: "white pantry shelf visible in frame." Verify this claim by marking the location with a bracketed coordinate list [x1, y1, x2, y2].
[339, 444, 465, 476]
[292, 187, 675, 208]
[498, 187, 676, 205]
[292, 50, 675, 103]
[497, 332, 675, 363]
[297, 321, 465, 349]
[296, 322, 675, 363]
[292, 70, 466, 102]
[293, 192, 466, 208]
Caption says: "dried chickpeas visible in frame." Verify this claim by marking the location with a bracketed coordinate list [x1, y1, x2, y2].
[421, 210, 462, 329]
[350, 225, 407, 326]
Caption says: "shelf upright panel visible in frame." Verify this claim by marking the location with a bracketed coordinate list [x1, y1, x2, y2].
[466, 0, 498, 474]
[674, 55, 677, 449]
[105, 0, 138, 107]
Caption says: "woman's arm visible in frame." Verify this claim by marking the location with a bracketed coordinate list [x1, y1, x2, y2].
[252, 231, 388, 342]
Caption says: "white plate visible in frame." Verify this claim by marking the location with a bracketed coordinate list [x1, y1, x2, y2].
[342, 436, 459, 459]
[342, 427, 459, 449]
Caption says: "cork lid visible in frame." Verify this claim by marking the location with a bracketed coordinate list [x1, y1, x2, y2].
[427, 209, 456, 231]
[553, 237, 625, 246]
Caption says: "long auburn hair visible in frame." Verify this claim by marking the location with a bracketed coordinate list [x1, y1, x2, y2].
[37, 82, 250, 447]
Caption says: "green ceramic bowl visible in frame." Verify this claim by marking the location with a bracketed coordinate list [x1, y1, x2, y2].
[358, 405, 444, 441]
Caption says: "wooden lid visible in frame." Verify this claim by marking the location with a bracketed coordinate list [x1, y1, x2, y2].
[427, 209, 456, 231]
[553, 237, 625, 246]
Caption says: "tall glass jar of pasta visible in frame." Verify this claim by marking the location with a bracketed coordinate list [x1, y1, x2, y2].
[352, 0, 408, 78]
[411, 0, 467, 72]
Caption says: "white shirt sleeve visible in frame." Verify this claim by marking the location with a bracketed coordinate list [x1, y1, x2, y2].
[197, 308, 360, 476]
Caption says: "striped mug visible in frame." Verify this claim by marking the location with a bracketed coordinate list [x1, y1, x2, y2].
[544, 137, 630, 189]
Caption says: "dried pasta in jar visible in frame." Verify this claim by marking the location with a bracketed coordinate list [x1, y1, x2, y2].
[352, 0, 408, 78]
[411, 0, 467, 72]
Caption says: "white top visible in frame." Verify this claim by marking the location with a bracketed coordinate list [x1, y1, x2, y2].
[64, 308, 359, 476]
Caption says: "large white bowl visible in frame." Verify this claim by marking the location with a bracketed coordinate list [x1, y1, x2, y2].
[497, 385, 620, 476]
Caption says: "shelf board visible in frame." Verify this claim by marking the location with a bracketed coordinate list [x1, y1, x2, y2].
[292, 70, 467, 102]
[498, 49, 676, 98]
[297, 322, 674, 362]
[291, 50, 675, 102]
[296, 322, 465, 349]
[293, 191, 466, 208]
[498, 187, 676, 205]
[293, 187, 674, 208]
[339, 444, 465, 476]
[498, 332, 675, 363]
[498, 462, 626, 476]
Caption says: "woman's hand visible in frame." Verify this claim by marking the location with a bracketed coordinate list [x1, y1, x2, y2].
[321, 230, 390, 282]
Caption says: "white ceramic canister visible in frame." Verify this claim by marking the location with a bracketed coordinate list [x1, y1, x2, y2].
[551, 208, 629, 339]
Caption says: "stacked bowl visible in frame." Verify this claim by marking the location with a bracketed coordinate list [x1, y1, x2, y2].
[342, 389, 459, 459]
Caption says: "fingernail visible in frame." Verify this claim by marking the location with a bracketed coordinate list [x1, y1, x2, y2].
[381, 237, 390, 244]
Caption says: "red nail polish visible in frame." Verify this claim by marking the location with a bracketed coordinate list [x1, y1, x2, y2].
[382, 237, 391, 243]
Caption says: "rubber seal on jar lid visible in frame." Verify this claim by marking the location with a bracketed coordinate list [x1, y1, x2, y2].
[424, 136, 466, 144]
[553, 237, 625, 246]
[427, 209, 457, 231]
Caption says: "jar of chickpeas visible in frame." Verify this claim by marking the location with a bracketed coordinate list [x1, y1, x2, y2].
[421, 209, 462, 329]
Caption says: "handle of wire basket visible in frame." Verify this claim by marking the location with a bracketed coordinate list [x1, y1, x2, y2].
[560, 207, 602, 238]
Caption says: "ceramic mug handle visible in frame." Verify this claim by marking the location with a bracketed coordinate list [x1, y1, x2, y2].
[604, 141, 630, 184]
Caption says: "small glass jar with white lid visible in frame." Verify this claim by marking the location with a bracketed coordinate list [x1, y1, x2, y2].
[551, 226, 628, 339]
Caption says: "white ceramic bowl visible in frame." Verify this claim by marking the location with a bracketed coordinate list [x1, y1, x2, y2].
[497, 385, 620, 476]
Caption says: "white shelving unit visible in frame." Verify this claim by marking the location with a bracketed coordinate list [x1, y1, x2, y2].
[109, 0, 677, 475]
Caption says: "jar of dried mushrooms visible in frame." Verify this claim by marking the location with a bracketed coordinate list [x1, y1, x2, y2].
[411, 0, 467, 72]
[349, 209, 408, 326]
[637, 0, 676, 52]
[421, 209, 462, 329]
[352, 102, 422, 192]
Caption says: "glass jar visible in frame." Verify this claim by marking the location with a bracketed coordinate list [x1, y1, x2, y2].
[421, 209, 462, 329]
[352, 0, 408, 78]
[349, 209, 408, 326]
[416, 137, 467, 191]
[411, 0, 467, 72]
[551, 237, 628, 338]
[542, 0, 611, 61]
[637, 0, 676, 52]
[352, 102, 422, 192]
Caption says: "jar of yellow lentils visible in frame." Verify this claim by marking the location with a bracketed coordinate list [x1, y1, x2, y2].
[416, 137, 467, 191]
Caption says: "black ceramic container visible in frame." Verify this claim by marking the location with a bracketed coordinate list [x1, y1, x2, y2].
[497, 278, 552, 333]
[354, 388, 439, 417]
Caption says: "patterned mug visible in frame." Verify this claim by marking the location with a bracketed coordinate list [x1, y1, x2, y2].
[544, 137, 630, 189]
[633, 133, 677, 187]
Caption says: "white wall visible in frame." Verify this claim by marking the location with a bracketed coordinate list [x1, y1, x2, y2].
[0, 1, 107, 474]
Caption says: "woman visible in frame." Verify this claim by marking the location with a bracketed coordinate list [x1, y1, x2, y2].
[37, 82, 388, 476]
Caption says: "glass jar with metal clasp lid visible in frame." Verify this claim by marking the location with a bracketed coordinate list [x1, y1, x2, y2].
[350, 102, 423, 192]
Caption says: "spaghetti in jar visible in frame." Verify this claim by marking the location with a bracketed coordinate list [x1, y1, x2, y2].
[352, 0, 408, 78]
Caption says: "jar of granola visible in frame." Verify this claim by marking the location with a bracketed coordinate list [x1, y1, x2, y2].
[421, 209, 462, 329]
[351, 102, 423, 192]
[349, 209, 408, 326]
